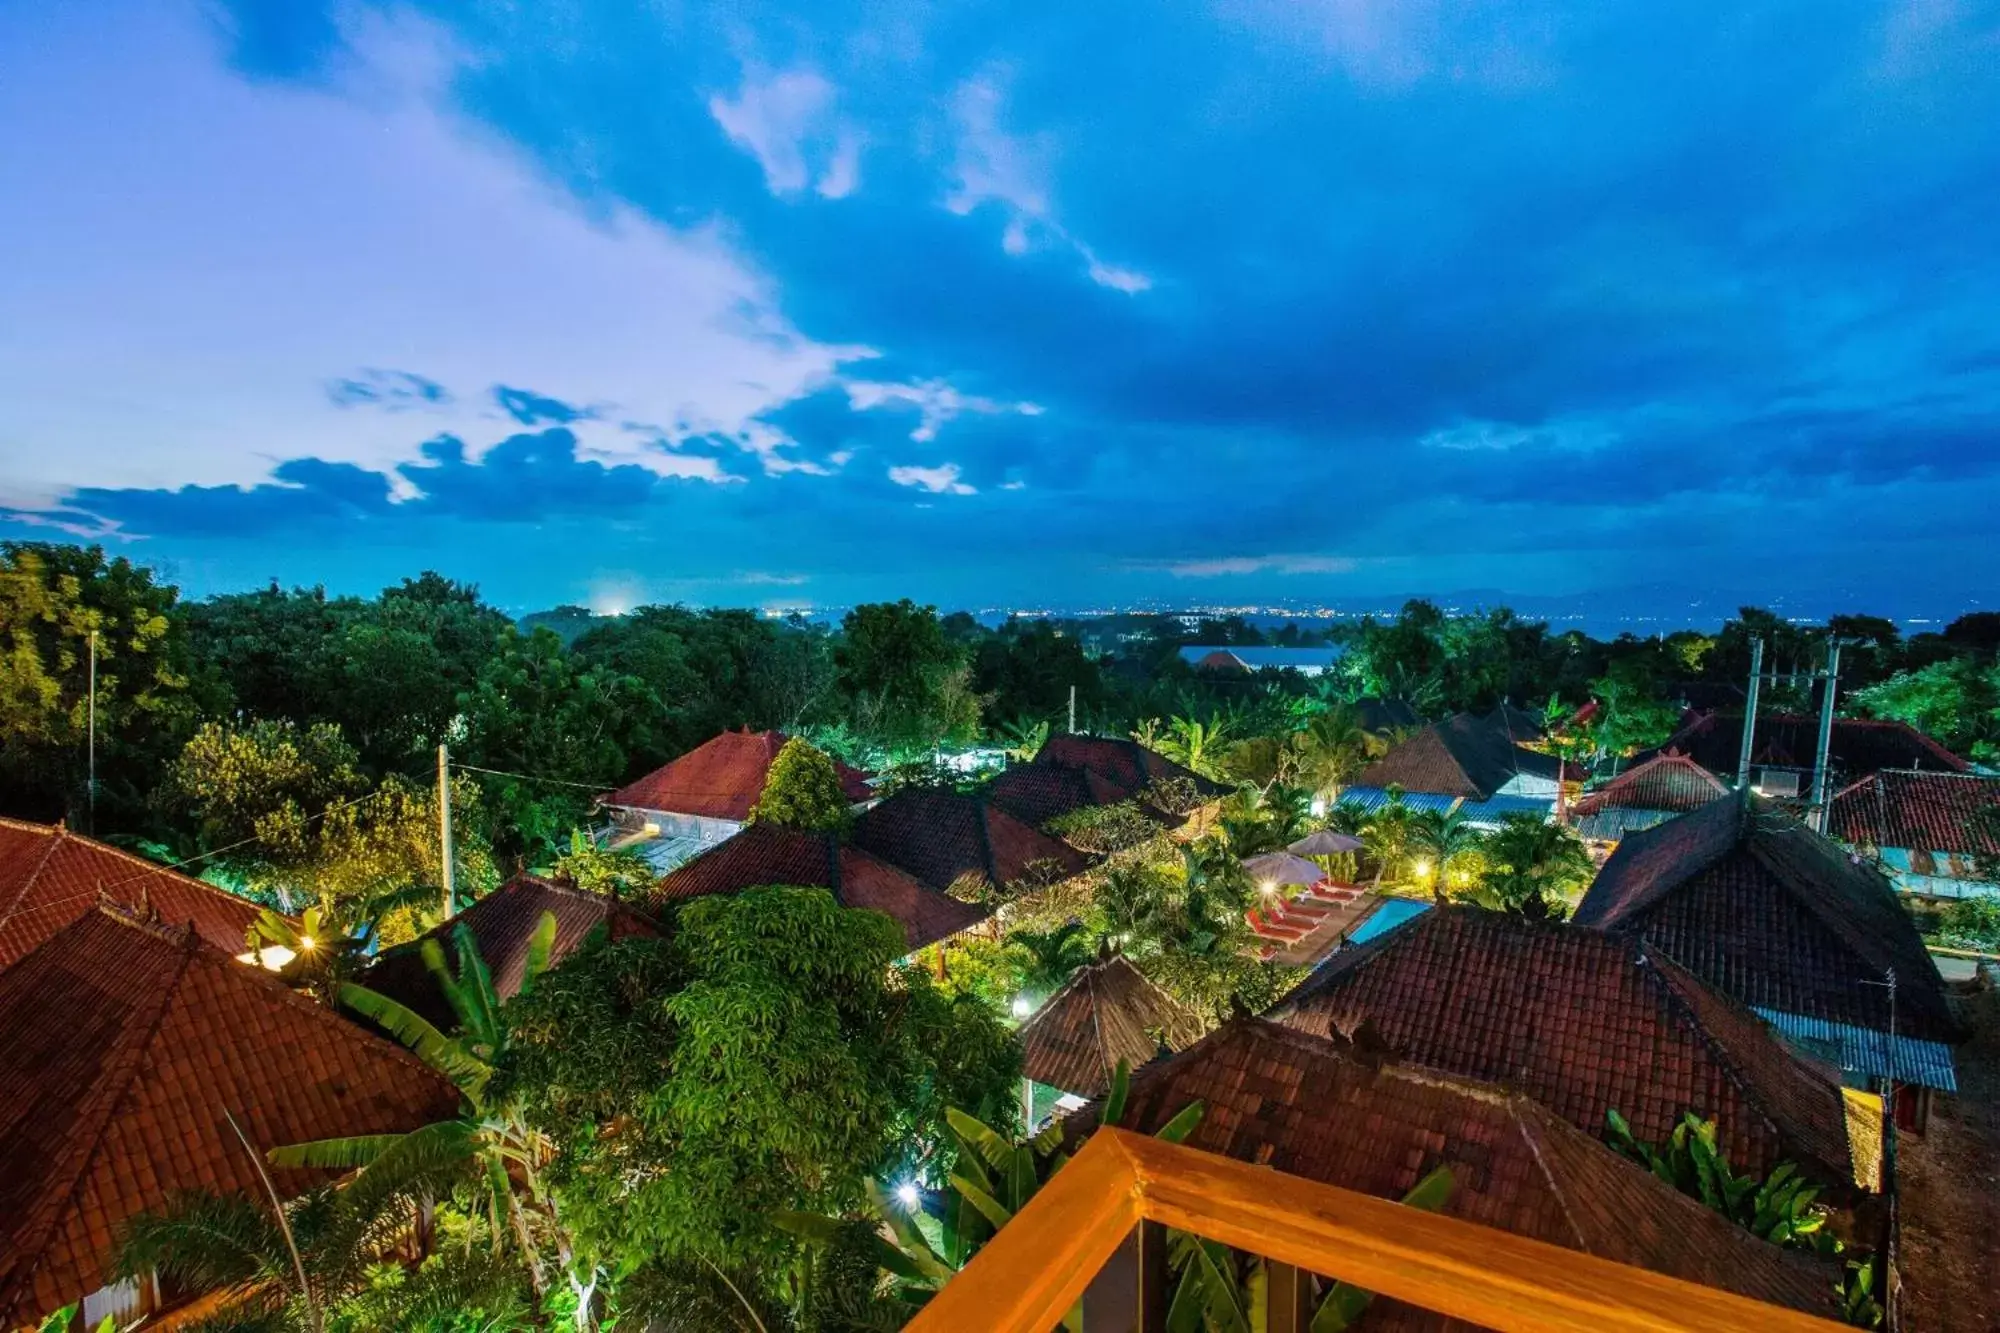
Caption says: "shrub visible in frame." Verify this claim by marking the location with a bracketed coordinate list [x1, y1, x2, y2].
[748, 737, 853, 832]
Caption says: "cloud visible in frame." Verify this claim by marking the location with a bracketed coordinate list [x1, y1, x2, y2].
[709, 67, 863, 199]
[327, 368, 452, 411]
[494, 385, 595, 426]
[888, 462, 976, 495]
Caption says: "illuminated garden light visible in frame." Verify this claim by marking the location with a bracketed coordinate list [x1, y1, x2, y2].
[895, 1182, 920, 1208]
[1011, 995, 1032, 1019]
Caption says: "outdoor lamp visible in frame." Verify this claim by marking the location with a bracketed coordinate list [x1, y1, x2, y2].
[1011, 995, 1032, 1018]
[895, 1182, 921, 1207]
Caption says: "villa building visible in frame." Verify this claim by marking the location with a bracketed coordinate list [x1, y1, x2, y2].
[1572, 750, 1732, 848]
[1339, 712, 1566, 826]
[1178, 644, 1345, 676]
[1828, 768, 2000, 900]
[1266, 906, 1873, 1191]
[0, 906, 458, 1329]
[0, 817, 265, 972]
[1576, 792, 1961, 1124]
[597, 729, 874, 873]
[849, 786, 1094, 900]
[651, 821, 991, 951]
[1017, 954, 1204, 1107]
[1638, 710, 1968, 802]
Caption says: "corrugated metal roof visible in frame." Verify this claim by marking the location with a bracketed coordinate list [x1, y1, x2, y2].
[1753, 1007, 1957, 1093]
[1334, 787, 1461, 814]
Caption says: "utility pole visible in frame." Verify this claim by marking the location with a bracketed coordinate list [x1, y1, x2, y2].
[1809, 638, 1842, 832]
[1067, 684, 1077, 734]
[1735, 636, 1763, 790]
[86, 628, 98, 835]
[437, 743, 455, 918]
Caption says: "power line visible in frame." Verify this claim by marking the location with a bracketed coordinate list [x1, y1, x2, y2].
[449, 762, 612, 792]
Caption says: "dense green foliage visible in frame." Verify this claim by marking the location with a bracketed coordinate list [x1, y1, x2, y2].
[501, 888, 1020, 1278]
[748, 737, 854, 832]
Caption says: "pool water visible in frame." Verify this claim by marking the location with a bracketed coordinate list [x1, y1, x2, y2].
[1347, 897, 1430, 944]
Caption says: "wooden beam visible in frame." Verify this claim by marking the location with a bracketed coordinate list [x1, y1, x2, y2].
[904, 1129, 1140, 1333]
[1118, 1131, 1846, 1333]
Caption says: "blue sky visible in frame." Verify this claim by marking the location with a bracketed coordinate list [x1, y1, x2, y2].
[3, 1, 1998, 614]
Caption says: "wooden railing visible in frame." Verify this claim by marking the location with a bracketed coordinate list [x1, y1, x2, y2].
[906, 1127, 1848, 1333]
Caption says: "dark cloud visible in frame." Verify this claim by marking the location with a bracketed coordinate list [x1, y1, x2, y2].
[326, 369, 452, 412]
[494, 385, 596, 427]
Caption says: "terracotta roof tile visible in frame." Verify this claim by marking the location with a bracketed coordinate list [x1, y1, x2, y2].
[0, 818, 268, 972]
[986, 762, 1165, 829]
[600, 730, 872, 821]
[1094, 1019, 1840, 1325]
[1574, 752, 1731, 818]
[0, 907, 460, 1327]
[850, 788, 1093, 896]
[1018, 956, 1205, 1097]
[648, 823, 990, 950]
[1352, 714, 1562, 801]
[1034, 735, 1228, 801]
[1267, 906, 1860, 1188]
[362, 874, 660, 1032]
[1645, 711, 1968, 783]
[1828, 769, 2000, 855]
[1575, 794, 1958, 1044]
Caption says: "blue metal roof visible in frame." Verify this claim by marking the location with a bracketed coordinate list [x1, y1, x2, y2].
[1331, 788, 1553, 825]
[1752, 1006, 1957, 1092]
[1334, 787, 1459, 814]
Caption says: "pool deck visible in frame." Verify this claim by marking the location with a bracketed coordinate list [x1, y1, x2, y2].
[1265, 892, 1403, 968]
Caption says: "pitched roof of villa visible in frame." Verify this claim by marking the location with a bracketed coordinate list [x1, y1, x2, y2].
[599, 729, 873, 820]
[1828, 769, 2000, 855]
[1351, 713, 1562, 801]
[1573, 751, 1731, 818]
[0, 818, 266, 972]
[986, 761, 1172, 830]
[850, 787, 1094, 896]
[1033, 734, 1229, 802]
[1017, 955, 1205, 1098]
[1267, 906, 1866, 1189]
[1351, 697, 1422, 733]
[0, 907, 460, 1328]
[649, 821, 990, 949]
[1096, 1019, 1841, 1326]
[1485, 701, 1547, 742]
[1643, 711, 1968, 783]
[362, 874, 661, 1032]
[1575, 793, 1958, 1050]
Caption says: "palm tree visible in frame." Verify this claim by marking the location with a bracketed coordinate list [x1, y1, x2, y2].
[1008, 922, 1096, 996]
[1361, 791, 1417, 890]
[1476, 815, 1594, 919]
[1153, 714, 1232, 780]
[268, 914, 601, 1326]
[996, 717, 1051, 762]
[1289, 705, 1384, 805]
[1408, 808, 1488, 902]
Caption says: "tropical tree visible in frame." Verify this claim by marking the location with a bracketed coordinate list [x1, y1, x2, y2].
[272, 913, 598, 1321]
[1466, 815, 1593, 919]
[1360, 791, 1418, 889]
[1288, 705, 1384, 803]
[547, 829, 656, 900]
[1152, 715, 1233, 780]
[747, 736, 853, 832]
[499, 888, 1020, 1292]
[1008, 922, 1097, 997]
[1407, 808, 1488, 900]
[996, 716, 1051, 762]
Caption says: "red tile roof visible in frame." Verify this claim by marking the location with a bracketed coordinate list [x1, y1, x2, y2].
[1575, 793, 1958, 1044]
[362, 874, 660, 1032]
[986, 761, 1163, 829]
[1098, 1018, 1841, 1325]
[1017, 956, 1205, 1097]
[1267, 906, 1860, 1188]
[649, 822, 990, 950]
[850, 787, 1093, 896]
[1647, 710, 1968, 783]
[1573, 751, 1730, 817]
[1034, 735, 1228, 802]
[0, 907, 460, 1327]
[1828, 769, 2000, 855]
[1352, 713, 1563, 800]
[0, 818, 267, 972]
[599, 730, 873, 821]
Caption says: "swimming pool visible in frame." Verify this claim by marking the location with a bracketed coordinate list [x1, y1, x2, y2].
[1347, 896, 1429, 944]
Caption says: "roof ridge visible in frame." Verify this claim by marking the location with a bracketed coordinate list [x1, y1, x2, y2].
[1505, 1095, 1596, 1256]
[1638, 951, 1800, 1158]
[0, 823, 67, 943]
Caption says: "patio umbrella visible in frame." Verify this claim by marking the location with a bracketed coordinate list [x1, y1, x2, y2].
[1242, 852, 1327, 889]
[1288, 829, 1364, 856]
